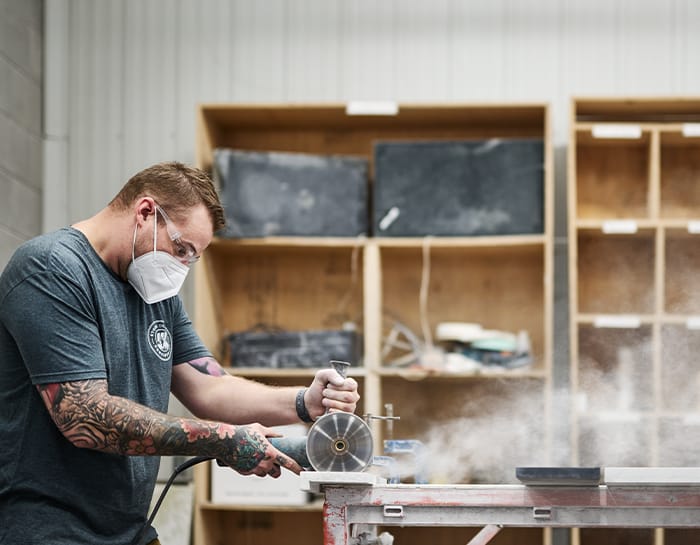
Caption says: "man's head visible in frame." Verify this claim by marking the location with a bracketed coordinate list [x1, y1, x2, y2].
[110, 161, 225, 234]
[107, 162, 225, 303]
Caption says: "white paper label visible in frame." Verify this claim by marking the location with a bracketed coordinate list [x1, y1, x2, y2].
[688, 221, 700, 234]
[602, 220, 638, 234]
[346, 101, 399, 116]
[595, 411, 641, 422]
[682, 123, 700, 137]
[378, 206, 400, 231]
[592, 124, 642, 139]
[594, 315, 641, 329]
[683, 414, 700, 425]
[686, 316, 700, 330]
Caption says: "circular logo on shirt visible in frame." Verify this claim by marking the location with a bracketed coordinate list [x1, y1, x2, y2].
[148, 320, 172, 361]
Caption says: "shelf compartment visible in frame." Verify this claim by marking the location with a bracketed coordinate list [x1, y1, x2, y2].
[576, 414, 653, 467]
[664, 529, 700, 545]
[664, 229, 700, 314]
[197, 243, 364, 362]
[379, 244, 546, 372]
[658, 417, 700, 466]
[576, 324, 654, 413]
[660, 131, 700, 219]
[381, 377, 546, 484]
[576, 230, 655, 315]
[660, 325, 700, 412]
[578, 529, 655, 545]
[196, 509, 322, 545]
[574, 128, 653, 220]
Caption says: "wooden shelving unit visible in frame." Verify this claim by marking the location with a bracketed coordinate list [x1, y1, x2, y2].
[568, 97, 700, 545]
[193, 103, 554, 545]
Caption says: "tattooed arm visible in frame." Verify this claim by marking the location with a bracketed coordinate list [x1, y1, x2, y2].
[36, 379, 301, 477]
[170, 356, 360, 427]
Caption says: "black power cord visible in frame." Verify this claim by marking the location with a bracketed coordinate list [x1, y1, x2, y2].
[130, 456, 214, 545]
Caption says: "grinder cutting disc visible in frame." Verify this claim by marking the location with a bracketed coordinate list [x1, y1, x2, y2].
[306, 411, 373, 472]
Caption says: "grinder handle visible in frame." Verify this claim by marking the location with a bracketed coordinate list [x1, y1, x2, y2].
[326, 360, 351, 416]
[329, 359, 350, 379]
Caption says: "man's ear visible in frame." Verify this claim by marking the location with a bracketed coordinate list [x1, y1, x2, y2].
[134, 197, 156, 224]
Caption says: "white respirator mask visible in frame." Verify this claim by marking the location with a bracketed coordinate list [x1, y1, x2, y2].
[127, 207, 190, 304]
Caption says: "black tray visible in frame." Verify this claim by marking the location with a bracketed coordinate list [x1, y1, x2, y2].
[515, 467, 602, 486]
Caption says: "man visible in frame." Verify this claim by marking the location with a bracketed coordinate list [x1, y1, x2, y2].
[0, 162, 359, 545]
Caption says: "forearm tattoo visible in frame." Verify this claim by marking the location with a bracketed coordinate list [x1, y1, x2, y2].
[36, 380, 266, 472]
[188, 356, 227, 376]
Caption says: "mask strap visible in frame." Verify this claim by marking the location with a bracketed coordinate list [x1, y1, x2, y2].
[131, 206, 159, 261]
[131, 222, 138, 261]
[152, 207, 158, 253]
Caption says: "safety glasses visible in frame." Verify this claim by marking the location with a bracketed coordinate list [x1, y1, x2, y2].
[155, 204, 200, 265]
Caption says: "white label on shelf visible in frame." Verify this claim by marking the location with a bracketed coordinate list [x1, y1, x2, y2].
[688, 221, 700, 234]
[575, 392, 588, 412]
[686, 316, 700, 330]
[594, 315, 641, 329]
[595, 411, 641, 422]
[346, 101, 399, 116]
[591, 124, 642, 139]
[683, 414, 700, 425]
[682, 123, 700, 137]
[602, 220, 638, 234]
[378, 206, 400, 231]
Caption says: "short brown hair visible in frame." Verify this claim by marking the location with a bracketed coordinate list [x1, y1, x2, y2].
[110, 161, 226, 232]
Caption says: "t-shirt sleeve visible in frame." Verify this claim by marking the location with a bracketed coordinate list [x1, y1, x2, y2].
[1, 270, 107, 384]
[169, 296, 212, 365]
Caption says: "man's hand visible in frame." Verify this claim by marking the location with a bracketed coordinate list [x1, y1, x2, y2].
[216, 423, 303, 477]
[304, 368, 360, 421]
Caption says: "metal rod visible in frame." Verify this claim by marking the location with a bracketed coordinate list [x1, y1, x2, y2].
[466, 524, 503, 545]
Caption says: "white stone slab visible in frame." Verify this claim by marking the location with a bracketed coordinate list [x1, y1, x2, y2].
[299, 471, 386, 494]
[604, 467, 700, 486]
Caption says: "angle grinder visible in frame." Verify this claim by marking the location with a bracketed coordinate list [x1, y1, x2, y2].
[304, 360, 374, 472]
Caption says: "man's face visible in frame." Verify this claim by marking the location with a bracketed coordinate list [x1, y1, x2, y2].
[126, 201, 214, 278]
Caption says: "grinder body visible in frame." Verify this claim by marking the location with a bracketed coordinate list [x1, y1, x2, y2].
[305, 361, 374, 472]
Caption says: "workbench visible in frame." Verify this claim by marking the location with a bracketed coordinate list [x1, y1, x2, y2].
[301, 471, 700, 545]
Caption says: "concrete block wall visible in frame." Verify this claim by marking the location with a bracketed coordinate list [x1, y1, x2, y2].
[0, 0, 43, 269]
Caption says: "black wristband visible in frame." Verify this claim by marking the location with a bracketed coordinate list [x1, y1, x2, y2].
[296, 388, 313, 423]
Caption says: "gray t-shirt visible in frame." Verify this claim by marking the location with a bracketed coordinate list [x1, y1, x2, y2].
[0, 228, 211, 544]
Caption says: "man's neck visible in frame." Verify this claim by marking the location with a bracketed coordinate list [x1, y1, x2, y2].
[73, 207, 131, 280]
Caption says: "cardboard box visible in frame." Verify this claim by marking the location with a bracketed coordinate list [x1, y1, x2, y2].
[210, 425, 310, 506]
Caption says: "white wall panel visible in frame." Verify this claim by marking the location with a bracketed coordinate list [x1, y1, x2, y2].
[504, 0, 561, 102]
[175, 0, 235, 163]
[338, 1, 396, 102]
[123, 0, 179, 177]
[286, 0, 341, 102]
[679, 0, 700, 90]
[561, 0, 619, 99]
[54, 0, 700, 218]
[394, 0, 450, 102]
[614, 0, 675, 95]
[448, 1, 508, 101]
[228, 1, 288, 101]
